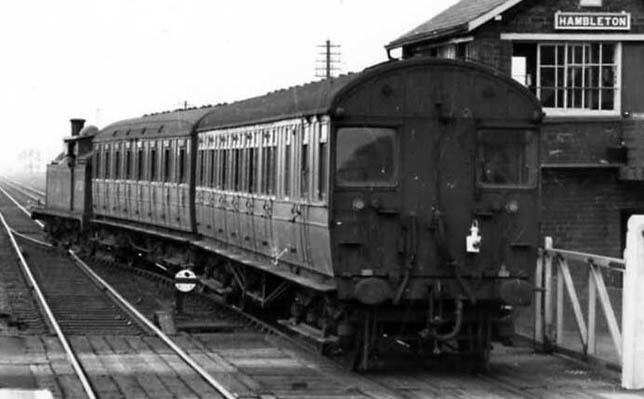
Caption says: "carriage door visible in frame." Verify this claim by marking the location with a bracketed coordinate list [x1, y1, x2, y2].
[474, 127, 539, 277]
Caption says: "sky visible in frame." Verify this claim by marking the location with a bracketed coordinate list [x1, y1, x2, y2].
[0, 0, 458, 173]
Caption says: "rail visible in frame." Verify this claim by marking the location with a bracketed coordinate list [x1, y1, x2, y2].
[0, 209, 97, 399]
[0, 181, 240, 399]
[1, 176, 45, 199]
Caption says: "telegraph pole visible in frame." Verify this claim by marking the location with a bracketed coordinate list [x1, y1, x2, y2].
[316, 40, 341, 79]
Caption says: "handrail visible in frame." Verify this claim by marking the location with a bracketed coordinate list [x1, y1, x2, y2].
[535, 237, 623, 364]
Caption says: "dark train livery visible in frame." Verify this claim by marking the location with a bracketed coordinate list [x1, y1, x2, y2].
[34, 58, 542, 369]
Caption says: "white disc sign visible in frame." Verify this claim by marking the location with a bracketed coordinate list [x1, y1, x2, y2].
[174, 269, 197, 292]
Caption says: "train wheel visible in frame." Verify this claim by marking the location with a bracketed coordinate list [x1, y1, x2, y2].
[348, 309, 377, 371]
[471, 316, 492, 372]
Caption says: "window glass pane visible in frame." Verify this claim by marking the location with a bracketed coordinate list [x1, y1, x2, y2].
[233, 149, 242, 191]
[221, 149, 228, 189]
[284, 143, 291, 197]
[125, 149, 132, 179]
[115, 150, 121, 179]
[541, 67, 555, 87]
[249, 147, 257, 193]
[586, 89, 600, 110]
[105, 151, 110, 179]
[478, 130, 537, 186]
[540, 46, 555, 65]
[178, 148, 186, 183]
[163, 148, 171, 182]
[301, 143, 309, 199]
[318, 142, 327, 200]
[601, 89, 614, 110]
[150, 147, 157, 181]
[336, 127, 397, 186]
[601, 66, 615, 88]
[541, 88, 555, 107]
[267, 146, 276, 195]
[602, 44, 615, 63]
[137, 149, 144, 180]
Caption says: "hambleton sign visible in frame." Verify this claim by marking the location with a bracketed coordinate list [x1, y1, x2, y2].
[554, 12, 631, 31]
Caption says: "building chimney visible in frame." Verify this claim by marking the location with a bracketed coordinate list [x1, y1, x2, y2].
[70, 118, 85, 136]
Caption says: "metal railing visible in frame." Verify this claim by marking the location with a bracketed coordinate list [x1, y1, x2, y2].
[534, 237, 624, 365]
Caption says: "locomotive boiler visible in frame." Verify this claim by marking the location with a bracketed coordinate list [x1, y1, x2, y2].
[33, 57, 542, 369]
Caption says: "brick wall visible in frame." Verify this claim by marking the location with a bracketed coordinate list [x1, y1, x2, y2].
[541, 168, 644, 257]
[541, 119, 622, 164]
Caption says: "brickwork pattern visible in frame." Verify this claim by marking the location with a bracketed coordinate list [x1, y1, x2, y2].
[541, 169, 644, 257]
[541, 120, 622, 164]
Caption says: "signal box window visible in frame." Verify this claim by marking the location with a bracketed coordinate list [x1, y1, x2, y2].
[478, 129, 537, 186]
[335, 127, 397, 186]
[513, 42, 619, 114]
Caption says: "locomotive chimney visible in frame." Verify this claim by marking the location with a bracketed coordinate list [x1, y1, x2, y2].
[70, 118, 85, 136]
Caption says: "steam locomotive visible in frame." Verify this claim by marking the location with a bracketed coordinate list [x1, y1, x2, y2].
[33, 57, 542, 369]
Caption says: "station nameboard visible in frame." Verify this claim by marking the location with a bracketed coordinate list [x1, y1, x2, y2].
[554, 12, 631, 30]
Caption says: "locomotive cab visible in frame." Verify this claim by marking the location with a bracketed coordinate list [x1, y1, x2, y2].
[33, 119, 97, 244]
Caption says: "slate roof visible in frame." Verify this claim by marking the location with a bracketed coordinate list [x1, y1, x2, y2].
[387, 0, 518, 49]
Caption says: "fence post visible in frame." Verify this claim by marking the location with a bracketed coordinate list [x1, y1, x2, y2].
[543, 237, 554, 349]
[587, 262, 596, 356]
[622, 216, 644, 389]
[535, 247, 544, 346]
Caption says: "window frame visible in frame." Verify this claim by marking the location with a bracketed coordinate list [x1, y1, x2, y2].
[333, 124, 400, 188]
[476, 127, 539, 189]
[536, 41, 621, 116]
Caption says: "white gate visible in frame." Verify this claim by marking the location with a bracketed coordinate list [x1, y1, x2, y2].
[535, 220, 644, 389]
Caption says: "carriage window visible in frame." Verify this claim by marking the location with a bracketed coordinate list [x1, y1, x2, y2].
[150, 147, 158, 181]
[265, 146, 276, 195]
[478, 129, 537, 186]
[318, 142, 327, 200]
[335, 127, 397, 186]
[93, 151, 100, 179]
[178, 147, 187, 183]
[137, 148, 144, 180]
[233, 149, 242, 191]
[212, 149, 218, 188]
[249, 147, 258, 193]
[301, 142, 309, 199]
[114, 150, 121, 179]
[284, 142, 291, 197]
[104, 150, 110, 179]
[163, 147, 171, 182]
[125, 149, 132, 180]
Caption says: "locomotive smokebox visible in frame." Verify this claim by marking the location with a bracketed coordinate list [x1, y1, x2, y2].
[70, 118, 86, 136]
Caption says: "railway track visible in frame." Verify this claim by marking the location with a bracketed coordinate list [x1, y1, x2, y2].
[0, 179, 624, 399]
[0, 183, 236, 399]
[0, 180, 396, 399]
[1, 175, 46, 199]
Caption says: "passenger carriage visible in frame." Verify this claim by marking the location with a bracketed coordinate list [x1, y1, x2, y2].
[34, 57, 543, 369]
